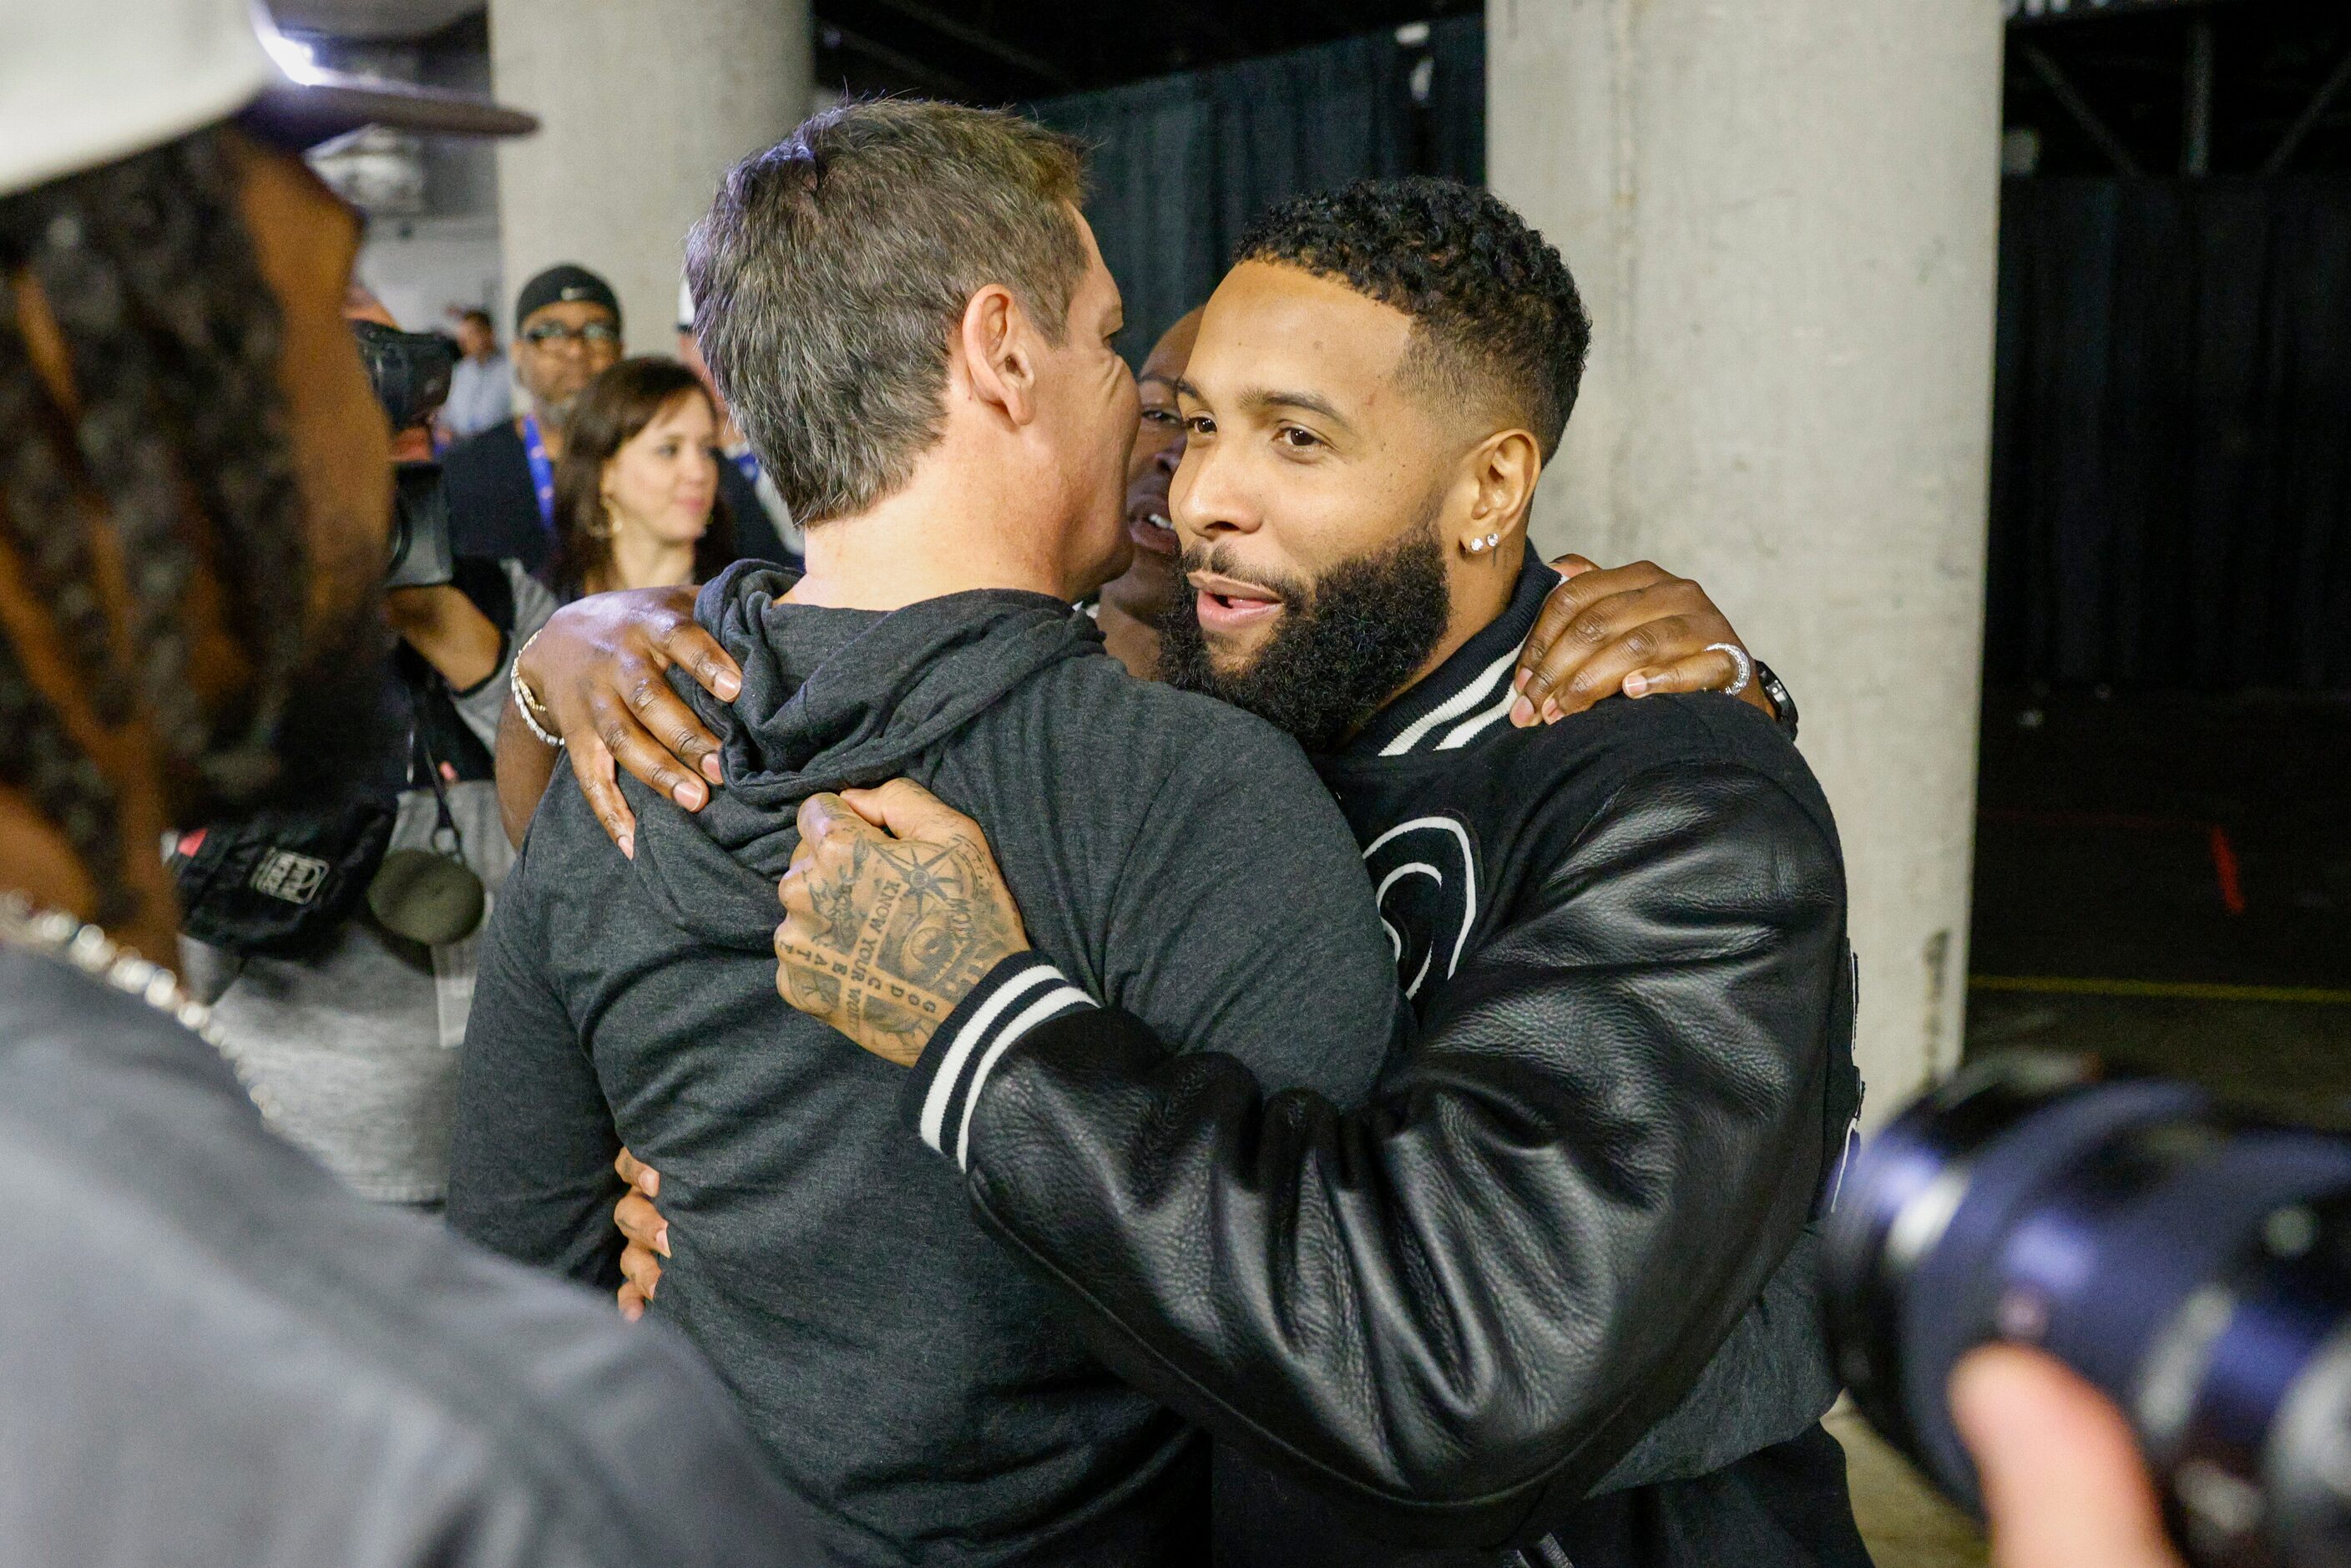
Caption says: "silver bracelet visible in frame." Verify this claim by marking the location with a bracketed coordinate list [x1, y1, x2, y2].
[1705, 641, 1753, 698]
[509, 627, 565, 748]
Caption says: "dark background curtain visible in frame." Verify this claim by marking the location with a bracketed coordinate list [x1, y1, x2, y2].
[1031, 16, 1484, 366]
[1042, 29, 2351, 696]
[1988, 176, 2351, 694]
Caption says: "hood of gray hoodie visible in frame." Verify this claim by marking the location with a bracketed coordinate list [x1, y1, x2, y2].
[626, 561, 1100, 951]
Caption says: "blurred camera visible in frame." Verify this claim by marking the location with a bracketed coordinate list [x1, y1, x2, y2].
[350, 318, 458, 589]
[1828, 1052, 2351, 1566]
[383, 462, 454, 590]
[351, 318, 456, 432]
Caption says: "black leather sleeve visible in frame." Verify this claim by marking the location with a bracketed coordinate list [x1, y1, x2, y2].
[949, 762, 1847, 1544]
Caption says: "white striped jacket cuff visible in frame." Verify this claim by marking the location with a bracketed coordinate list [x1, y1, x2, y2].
[900, 953, 1098, 1172]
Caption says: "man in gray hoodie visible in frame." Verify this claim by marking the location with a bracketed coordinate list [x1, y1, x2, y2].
[447, 103, 1401, 1566]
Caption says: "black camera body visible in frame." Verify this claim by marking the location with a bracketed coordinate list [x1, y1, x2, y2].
[1828, 1054, 2351, 1567]
[352, 317, 456, 432]
[351, 318, 459, 589]
[385, 462, 455, 590]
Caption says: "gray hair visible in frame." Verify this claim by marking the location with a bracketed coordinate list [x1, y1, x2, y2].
[686, 99, 1090, 524]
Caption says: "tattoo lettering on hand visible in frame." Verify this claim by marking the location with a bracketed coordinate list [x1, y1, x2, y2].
[772, 827, 1025, 1066]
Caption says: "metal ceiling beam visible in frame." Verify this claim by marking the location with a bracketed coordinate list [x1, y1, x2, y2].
[2262, 40, 2351, 176]
[2006, 0, 2241, 24]
[2182, 18, 2213, 175]
[2020, 41, 2147, 175]
[842, 0, 1075, 90]
[820, 18, 983, 99]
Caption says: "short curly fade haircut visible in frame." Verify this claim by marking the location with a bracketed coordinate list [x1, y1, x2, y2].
[1236, 177, 1591, 458]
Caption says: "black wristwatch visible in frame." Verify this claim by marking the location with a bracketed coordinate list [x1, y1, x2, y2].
[1753, 660, 1798, 742]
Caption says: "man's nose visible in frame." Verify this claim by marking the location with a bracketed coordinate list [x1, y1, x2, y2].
[1174, 447, 1251, 539]
[1153, 436, 1184, 477]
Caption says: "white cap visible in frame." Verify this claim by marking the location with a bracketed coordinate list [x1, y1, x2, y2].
[1, 0, 534, 201]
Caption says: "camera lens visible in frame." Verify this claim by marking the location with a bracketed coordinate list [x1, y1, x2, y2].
[1826, 1053, 2351, 1566]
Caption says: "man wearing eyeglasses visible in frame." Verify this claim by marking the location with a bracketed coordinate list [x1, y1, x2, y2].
[442, 262, 624, 572]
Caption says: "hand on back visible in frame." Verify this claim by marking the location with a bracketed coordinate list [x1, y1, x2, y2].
[771, 782, 1030, 1066]
[605, 781, 1029, 1318]
[508, 584, 740, 857]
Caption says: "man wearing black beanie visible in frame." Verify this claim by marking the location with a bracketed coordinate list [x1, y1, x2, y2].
[442, 261, 624, 571]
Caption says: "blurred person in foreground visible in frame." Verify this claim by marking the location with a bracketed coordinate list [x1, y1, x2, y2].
[438, 303, 512, 443]
[545, 357, 738, 600]
[442, 262, 623, 573]
[175, 286, 559, 1211]
[0, 3, 811, 1560]
[1954, 1346, 2187, 1568]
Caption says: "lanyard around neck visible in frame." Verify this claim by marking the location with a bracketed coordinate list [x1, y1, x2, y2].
[521, 415, 557, 529]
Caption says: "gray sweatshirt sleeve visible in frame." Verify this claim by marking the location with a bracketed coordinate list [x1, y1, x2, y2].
[446, 829, 626, 1289]
[899, 717, 1400, 1187]
[1062, 719, 1401, 1109]
[1094, 719, 1400, 1104]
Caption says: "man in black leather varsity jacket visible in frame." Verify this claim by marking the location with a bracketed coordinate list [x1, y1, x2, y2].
[949, 550, 1866, 1568]
[639, 180, 1868, 1566]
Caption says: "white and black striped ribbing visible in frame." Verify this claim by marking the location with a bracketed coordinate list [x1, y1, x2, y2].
[903, 953, 1097, 1171]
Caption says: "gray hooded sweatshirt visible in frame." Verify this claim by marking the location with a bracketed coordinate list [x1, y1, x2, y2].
[449, 565, 1400, 1567]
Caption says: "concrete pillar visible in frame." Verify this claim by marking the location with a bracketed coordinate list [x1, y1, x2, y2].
[488, 0, 810, 352]
[1489, 1, 2006, 1118]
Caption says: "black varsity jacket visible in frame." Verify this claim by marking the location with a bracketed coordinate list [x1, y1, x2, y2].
[897, 559, 1868, 1567]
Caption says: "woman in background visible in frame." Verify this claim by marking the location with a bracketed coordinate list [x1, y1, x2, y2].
[549, 357, 736, 599]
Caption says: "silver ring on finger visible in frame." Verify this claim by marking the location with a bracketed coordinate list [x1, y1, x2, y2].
[1705, 642, 1752, 698]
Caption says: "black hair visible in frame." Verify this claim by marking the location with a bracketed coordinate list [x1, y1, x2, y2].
[1236, 176, 1593, 458]
[0, 127, 308, 925]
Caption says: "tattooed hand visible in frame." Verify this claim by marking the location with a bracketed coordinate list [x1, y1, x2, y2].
[775, 780, 1029, 1067]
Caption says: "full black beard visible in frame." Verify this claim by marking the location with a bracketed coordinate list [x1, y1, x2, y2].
[1159, 520, 1452, 754]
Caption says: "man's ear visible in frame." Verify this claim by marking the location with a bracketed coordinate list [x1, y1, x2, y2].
[1461, 427, 1543, 549]
[957, 284, 1039, 428]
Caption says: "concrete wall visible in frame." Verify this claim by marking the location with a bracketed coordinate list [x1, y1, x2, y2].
[487, 0, 811, 355]
[1489, 0, 2007, 1117]
[356, 214, 503, 336]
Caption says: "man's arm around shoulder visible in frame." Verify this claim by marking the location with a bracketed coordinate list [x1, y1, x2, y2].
[941, 756, 1848, 1545]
